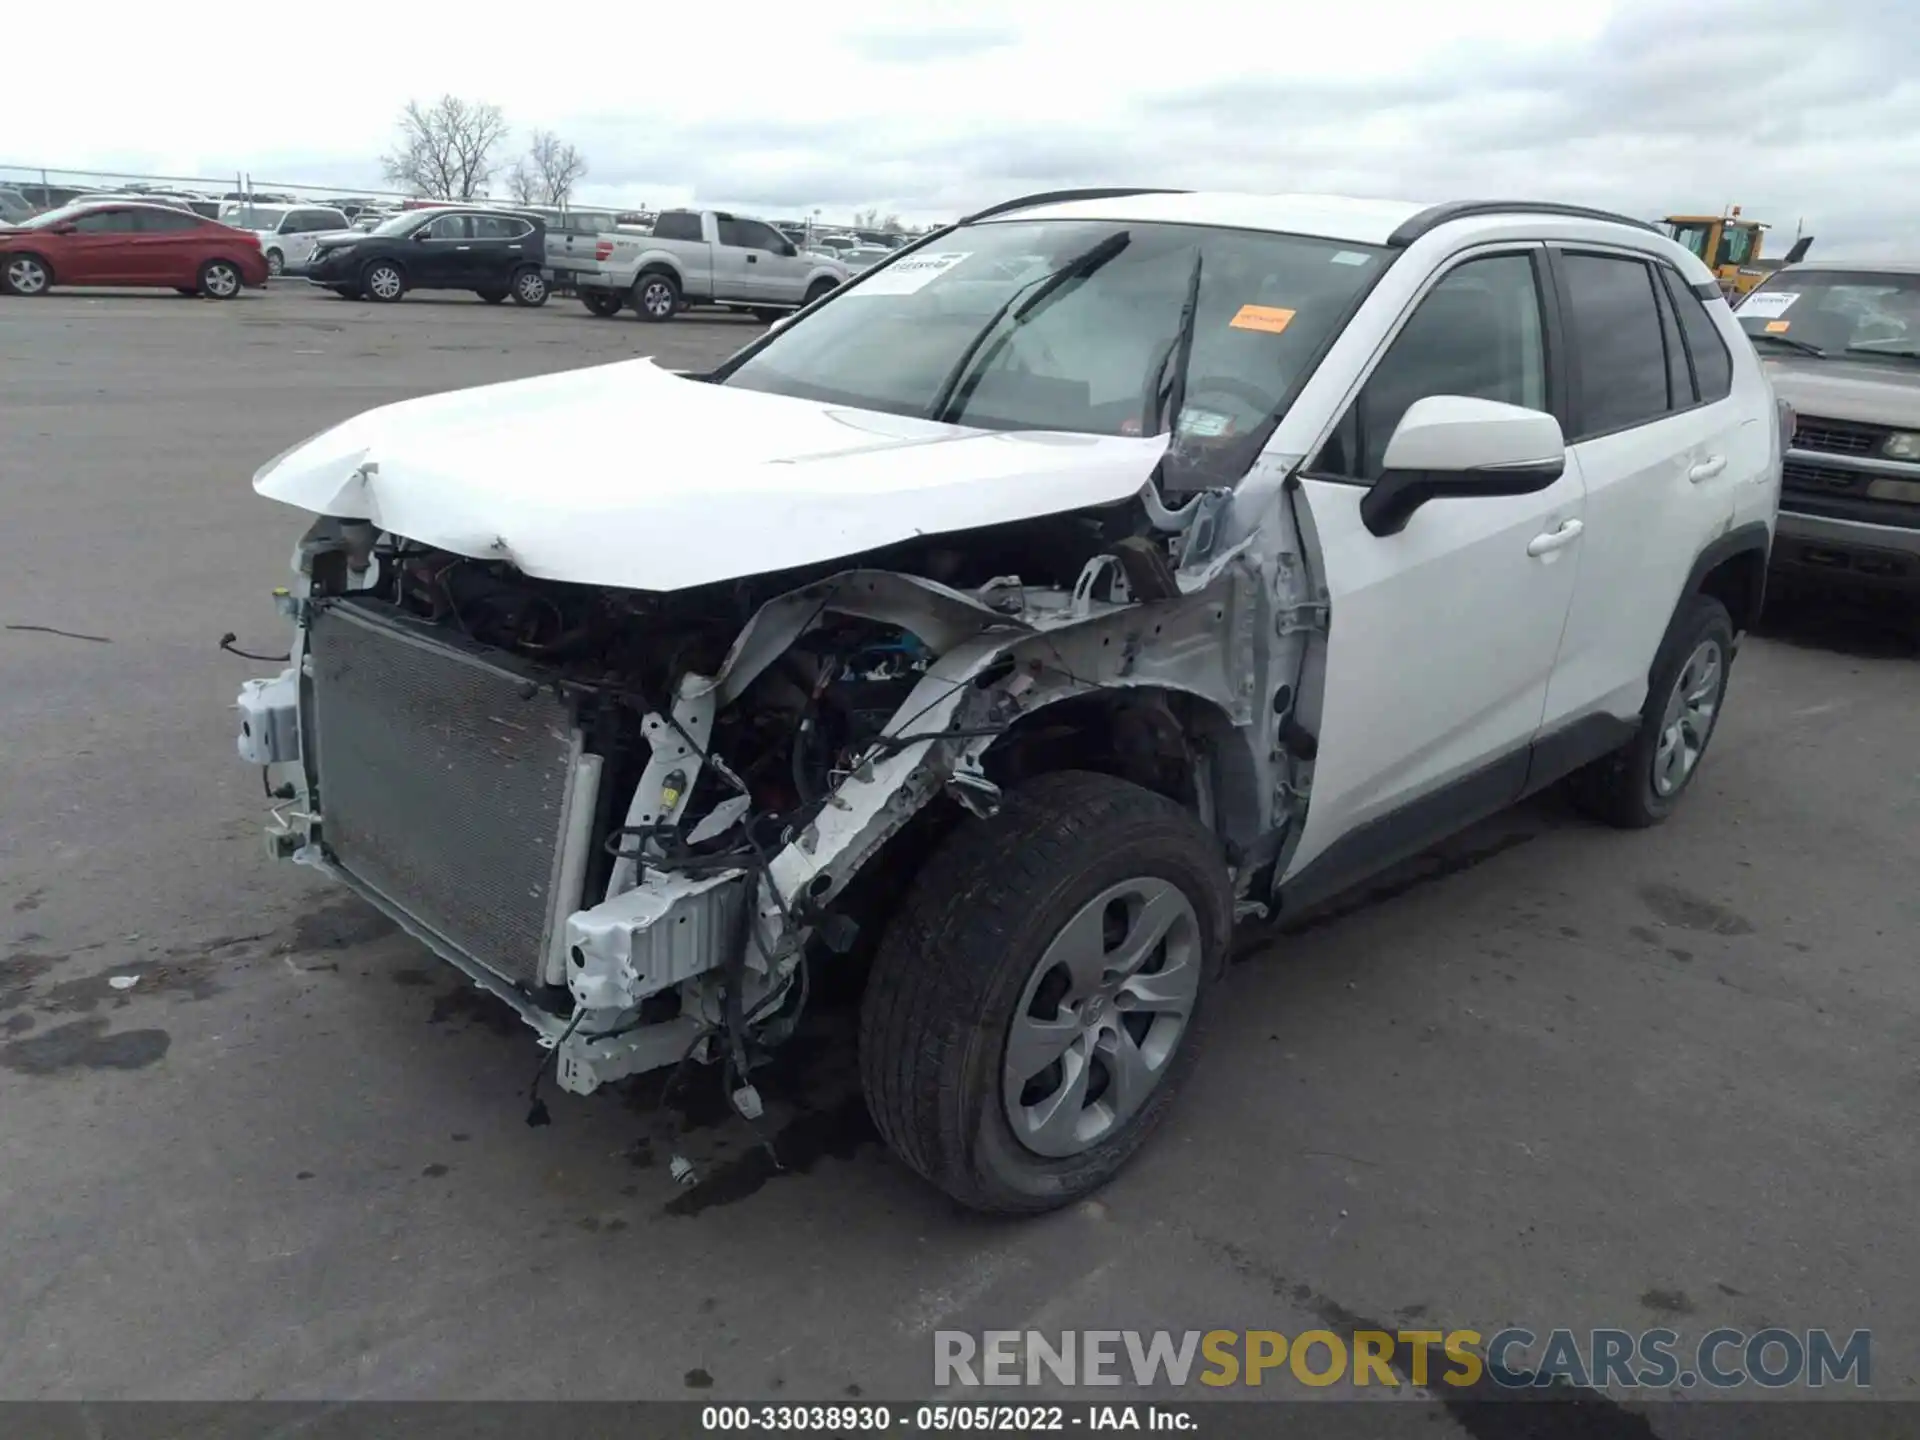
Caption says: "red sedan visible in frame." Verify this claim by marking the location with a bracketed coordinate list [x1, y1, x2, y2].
[0, 200, 270, 298]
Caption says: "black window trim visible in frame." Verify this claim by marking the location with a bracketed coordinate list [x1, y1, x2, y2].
[1544, 243, 1727, 445]
[1648, 255, 1699, 410]
[1300, 241, 1567, 489]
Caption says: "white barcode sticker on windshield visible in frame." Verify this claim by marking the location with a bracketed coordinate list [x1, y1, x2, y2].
[856, 251, 972, 294]
[1737, 291, 1799, 318]
[1330, 251, 1373, 266]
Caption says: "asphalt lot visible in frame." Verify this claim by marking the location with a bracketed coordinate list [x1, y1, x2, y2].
[3, 284, 1917, 1422]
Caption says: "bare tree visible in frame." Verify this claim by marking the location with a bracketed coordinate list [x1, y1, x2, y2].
[380, 95, 510, 200]
[853, 206, 903, 233]
[525, 130, 589, 208]
[505, 157, 540, 207]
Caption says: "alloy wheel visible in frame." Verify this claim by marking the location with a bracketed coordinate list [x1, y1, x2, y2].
[369, 265, 402, 300]
[640, 279, 674, 317]
[1002, 877, 1202, 1159]
[6, 256, 48, 295]
[1652, 638, 1723, 797]
[203, 263, 240, 298]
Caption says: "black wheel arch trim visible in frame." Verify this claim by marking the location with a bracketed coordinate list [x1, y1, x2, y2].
[1684, 519, 1773, 637]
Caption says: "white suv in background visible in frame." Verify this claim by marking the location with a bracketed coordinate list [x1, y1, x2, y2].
[217, 202, 352, 276]
[240, 190, 1782, 1214]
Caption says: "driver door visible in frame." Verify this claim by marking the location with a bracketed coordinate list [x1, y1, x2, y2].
[410, 212, 470, 285]
[1283, 247, 1586, 890]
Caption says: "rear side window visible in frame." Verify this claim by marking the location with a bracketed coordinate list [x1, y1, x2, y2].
[1650, 269, 1693, 408]
[1559, 252, 1670, 437]
[74, 209, 138, 233]
[653, 211, 702, 242]
[1660, 270, 1734, 402]
[134, 208, 199, 232]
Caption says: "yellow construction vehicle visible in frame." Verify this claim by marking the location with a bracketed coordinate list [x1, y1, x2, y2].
[1659, 207, 1813, 299]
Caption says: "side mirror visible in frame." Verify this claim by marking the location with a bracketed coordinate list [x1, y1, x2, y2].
[1360, 396, 1566, 538]
[51, 221, 78, 235]
[777, 240, 797, 257]
[413, 229, 432, 242]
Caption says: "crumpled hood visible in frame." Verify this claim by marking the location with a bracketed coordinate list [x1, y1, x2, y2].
[253, 357, 1169, 591]
[1763, 356, 1920, 428]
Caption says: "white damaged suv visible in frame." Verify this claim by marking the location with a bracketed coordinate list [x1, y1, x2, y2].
[237, 189, 1783, 1213]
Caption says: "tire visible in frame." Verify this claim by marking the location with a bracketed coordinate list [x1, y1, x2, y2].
[752, 307, 785, 325]
[1569, 594, 1735, 828]
[804, 278, 837, 306]
[580, 289, 624, 318]
[859, 771, 1232, 1215]
[198, 259, 243, 299]
[510, 267, 548, 307]
[362, 260, 405, 303]
[4, 253, 52, 296]
[478, 289, 508, 304]
[631, 270, 680, 322]
[265, 249, 285, 278]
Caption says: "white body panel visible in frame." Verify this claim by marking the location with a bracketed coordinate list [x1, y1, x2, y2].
[252, 358, 1169, 591]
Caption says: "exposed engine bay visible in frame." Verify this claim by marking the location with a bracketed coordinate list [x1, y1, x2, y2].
[238, 484, 1320, 1118]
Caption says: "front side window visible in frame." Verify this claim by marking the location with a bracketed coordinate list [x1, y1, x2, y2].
[1717, 226, 1755, 267]
[733, 219, 787, 252]
[1735, 270, 1920, 363]
[720, 218, 1389, 490]
[425, 213, 470, 240]
[1663, 222, 1713, 261]
[1315, 252, 1547, 481]
[1559, 252, 1672, 437]
[73, 208, 138, 234]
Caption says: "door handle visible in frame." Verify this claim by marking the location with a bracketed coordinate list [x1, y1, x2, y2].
[747, 254, 758, 263]
[1688, 455, 1727, 482]
[1526, 518, 1584, 557]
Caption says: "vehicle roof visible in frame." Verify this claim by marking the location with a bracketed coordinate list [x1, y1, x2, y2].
[996, 191, 1659, 247]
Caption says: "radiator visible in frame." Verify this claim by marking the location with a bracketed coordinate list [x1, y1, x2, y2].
[305, 601, 579, 989]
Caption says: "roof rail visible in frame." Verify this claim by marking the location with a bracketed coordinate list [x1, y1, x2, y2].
[961, 187, 1191, 224]
[1388, 201, 1658, 247]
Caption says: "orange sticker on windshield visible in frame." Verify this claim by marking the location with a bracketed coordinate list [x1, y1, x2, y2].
[1765, 320, 1791, 333]
[1229, 304, 1296, 334]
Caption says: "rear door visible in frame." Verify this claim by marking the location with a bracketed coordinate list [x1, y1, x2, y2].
[1537, 248, 1755, 730]
[1287, 246, 1585, 882]
[131, 206, 205, 283]
[711, 215, 760, 301]
[470, 214, 536, 282]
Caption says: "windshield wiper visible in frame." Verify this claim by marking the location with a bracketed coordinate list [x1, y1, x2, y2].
[1142, 248, 1204, 437]
[1844, 343, 1920, 360]
[1751, 330, 1827, 358]
[927, 230, 1131, 424]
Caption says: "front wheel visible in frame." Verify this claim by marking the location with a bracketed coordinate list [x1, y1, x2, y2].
[631, 271, 680, 322]
[265, 249, 285, 278]
[804, 278, 837, 306]
[510, 267, 548, 307]
[5, 254, 52, 295]
[752, 307, 785, 324]
[580, 288, 624, 318]
[859, 771, 1232, 1215]
[362, 260, 405, 302]
[1570, 593, 1735, 828]
[199, 259, 243, 299]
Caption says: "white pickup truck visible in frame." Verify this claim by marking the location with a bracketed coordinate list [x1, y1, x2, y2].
[571, 208, 849, 322]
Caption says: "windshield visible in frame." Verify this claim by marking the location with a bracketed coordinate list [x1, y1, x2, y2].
[1737, 270, 1920, 360]
[721, 218, 1388, 484]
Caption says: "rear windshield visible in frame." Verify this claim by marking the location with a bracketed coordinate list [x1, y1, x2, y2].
[1738, 270, 1920, 361]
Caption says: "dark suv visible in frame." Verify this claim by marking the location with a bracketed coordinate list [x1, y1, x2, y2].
[306, 207, 549, 305]
[1739, 263, 1920, 597]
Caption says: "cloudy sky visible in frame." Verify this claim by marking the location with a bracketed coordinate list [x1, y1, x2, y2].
[8, 0, 1916, 255]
